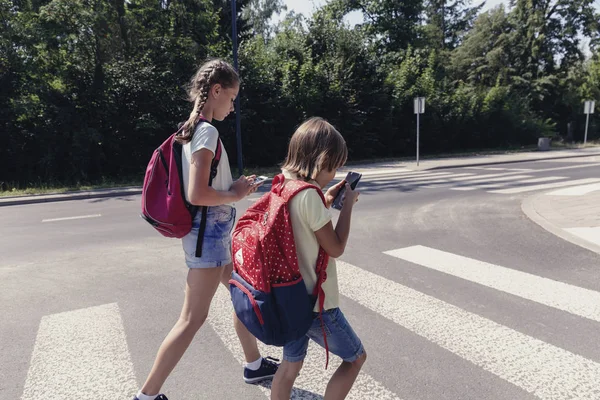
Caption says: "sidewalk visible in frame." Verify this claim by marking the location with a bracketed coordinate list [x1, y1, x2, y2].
[522, 185, 600, 255]
[2, 147, 600, 207]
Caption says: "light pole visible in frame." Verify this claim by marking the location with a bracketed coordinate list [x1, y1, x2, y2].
[232, 0, 243, 176]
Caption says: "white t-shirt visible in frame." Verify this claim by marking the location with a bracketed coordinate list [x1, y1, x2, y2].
[182, 122, 233, 203]
[283, 169, 339, 312]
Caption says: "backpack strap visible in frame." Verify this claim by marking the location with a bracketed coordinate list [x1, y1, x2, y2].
[273, 173, 332, 368]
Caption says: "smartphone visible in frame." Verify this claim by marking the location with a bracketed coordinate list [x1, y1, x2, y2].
[252, 176, 269, 186]
[332, 171, 362, 210]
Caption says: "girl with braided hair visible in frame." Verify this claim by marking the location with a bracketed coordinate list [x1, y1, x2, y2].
[134, 59, 279, 400]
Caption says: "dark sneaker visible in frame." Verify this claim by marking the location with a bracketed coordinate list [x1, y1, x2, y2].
[243, 356, 280, 384]
[133, 395, 168, 400]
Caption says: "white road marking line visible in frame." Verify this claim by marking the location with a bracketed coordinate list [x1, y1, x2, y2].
[384, 245, 600, 323]
[428, 174, 532, 186]
[337, 260, 600, 400]
[452, 176, 566, 191]
[209, 287, 402, 400]
[489, 178, 600, 194]
[547, 182, 600, 196]
[516, 176, 567, 184]
[469, 167, 534, 172]
[338, 169, 425, 178]
[42, 214, 102, 223]
[21, 303, 137, 400]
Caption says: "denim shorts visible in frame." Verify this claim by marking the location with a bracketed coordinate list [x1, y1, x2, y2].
[182, 205, 236, 269]
[283, 308, 364, 363]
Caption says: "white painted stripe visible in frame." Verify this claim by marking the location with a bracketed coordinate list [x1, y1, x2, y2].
[462, 176, 566, 190]
[369, 173, 472, 184]
[209, 287, 402, 400]
[428, 174, 532, 186]
[336, 169, 425, 179]
[337, 260, 600, 400]
[489, 178, 600, 194]
[516, 176, 566, 184]
[42, 214, 102, 223]
[21, 304, 137, 400]
[384, 245, 600, 323]
[565, 227, 600, 247]
[449, 187, 476, 191]
[469, 167, 533, 172]
[547, 182, 600, 196]
[522, 163, 600, 173]
[473, 163, 600, 175]
[343, 169, 423, 177]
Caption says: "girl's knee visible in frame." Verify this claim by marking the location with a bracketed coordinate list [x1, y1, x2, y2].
[179, 312, 209, 333]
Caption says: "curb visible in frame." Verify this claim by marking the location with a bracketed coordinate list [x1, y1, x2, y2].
[521, 194, 600, 256]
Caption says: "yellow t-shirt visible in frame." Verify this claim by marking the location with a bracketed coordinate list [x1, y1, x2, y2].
[283, 170, 339, 312]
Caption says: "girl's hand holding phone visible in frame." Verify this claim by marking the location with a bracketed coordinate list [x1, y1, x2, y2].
[325, 180, 346, 208]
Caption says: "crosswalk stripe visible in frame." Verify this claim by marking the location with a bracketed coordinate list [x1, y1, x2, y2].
[209, 287, 402, 400]
[469, 167, 534, 172]
[337, 260, 600, 400]
[339, 169, 424, 178]
[516, 176, 567, 184]
[449, 176, 566, 191]
[427, 174, 532, 187]
[489, 178, 600, 194]
[547, 182, 600, 196]
[21, 303, 137, 399]
[366, 173, 473, 185]
[382, 172, 470, 183]
[383, 245, 600, 323]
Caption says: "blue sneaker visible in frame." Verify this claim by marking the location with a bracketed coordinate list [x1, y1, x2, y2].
[243, 356, 280, 384]
[133, 395, 168, 400]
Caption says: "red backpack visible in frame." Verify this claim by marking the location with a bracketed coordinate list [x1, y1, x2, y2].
[229, 174, 331, 365]
[140, 117, 221, 257]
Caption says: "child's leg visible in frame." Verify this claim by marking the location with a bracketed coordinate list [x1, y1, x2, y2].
[324, 351, 367, 400]
[271, 333, 311, 399]
[271, 360, 304, 400]
[140, 267, 224, 395]
[220, 263, 260, 362]
[308, 308, 366, 400]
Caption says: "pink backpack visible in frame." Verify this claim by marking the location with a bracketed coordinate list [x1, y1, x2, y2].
[140, 117, 221, 257]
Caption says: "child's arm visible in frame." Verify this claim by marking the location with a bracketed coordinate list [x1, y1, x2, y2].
[188, 148, 254, 206]
[314, 183, 359, 258]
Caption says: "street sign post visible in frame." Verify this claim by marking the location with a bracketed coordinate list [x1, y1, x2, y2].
[584, 100, 595, 145]
[414, 97, 425, 166]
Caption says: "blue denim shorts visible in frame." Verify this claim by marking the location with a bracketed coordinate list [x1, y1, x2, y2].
[182, 205, 236, 269]
[283, 308, 364, 363]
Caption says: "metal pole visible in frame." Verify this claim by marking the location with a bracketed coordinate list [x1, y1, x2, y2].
[417, 109, 420, 166]
[584, 112, 590, 145]
[231, 0, 243, 176]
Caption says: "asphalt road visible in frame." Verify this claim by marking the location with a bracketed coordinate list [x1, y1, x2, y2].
[2, 156, 600, 400]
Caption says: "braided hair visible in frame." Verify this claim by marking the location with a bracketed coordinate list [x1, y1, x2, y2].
[176, 59, 240, 143]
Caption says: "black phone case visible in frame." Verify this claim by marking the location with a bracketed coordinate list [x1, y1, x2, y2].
[332, 172, 361, 210]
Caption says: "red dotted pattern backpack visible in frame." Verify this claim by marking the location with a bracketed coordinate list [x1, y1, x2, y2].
[229, 173, 330, 361]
